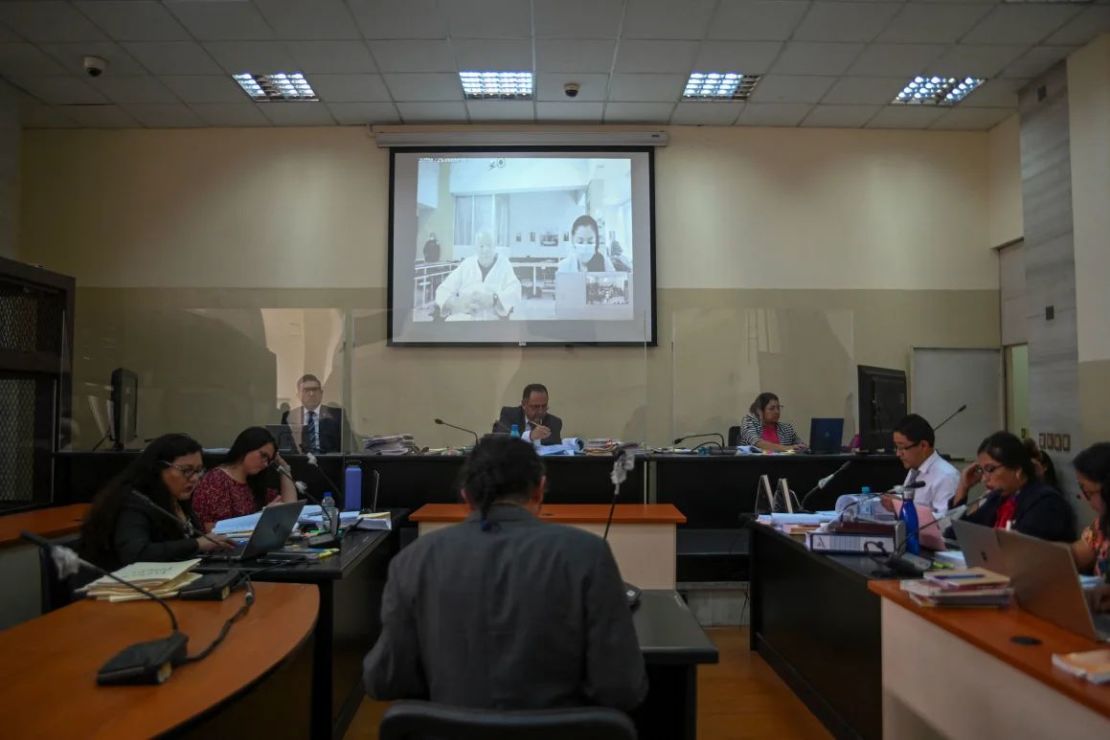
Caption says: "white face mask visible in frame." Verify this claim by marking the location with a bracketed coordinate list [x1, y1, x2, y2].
[573, 229, 596, 264]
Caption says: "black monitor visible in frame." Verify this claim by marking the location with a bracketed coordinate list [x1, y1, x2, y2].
[110, 368, 138, 451]
[857, 365, 906, 452]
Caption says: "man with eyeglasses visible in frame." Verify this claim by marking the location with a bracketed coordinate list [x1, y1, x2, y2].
[280, 373, 348, 454]
[495, 384, 563, 445]
[889, 414, 960, 516]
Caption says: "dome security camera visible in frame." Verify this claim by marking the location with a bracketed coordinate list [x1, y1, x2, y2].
[83, 55, 108, 78]
[563, 82, 581, 98]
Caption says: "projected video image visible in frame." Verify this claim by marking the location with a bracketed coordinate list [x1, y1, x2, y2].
[411, 157, 634, 322]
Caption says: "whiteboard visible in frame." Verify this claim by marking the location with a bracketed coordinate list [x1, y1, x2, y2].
[911, 348, 1003, 461]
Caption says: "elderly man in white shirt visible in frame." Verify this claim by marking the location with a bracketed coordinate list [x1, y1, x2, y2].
[891, 414, 960, 517]
[434, 231, 521, 321]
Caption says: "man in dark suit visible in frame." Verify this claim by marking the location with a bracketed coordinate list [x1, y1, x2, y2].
[363, 436, 646, 710]
[280, 373, 347, 453]
[495, 383, 563, 445]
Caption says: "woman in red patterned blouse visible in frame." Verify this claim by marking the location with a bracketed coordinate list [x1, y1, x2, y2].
[191, 426, 298, 530]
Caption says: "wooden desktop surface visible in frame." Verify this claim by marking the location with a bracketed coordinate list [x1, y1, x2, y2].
[0, 503, 90, 549]
[411, 503, 687, 524]
[869, 579, 1110, 719]
[0, 582, 317, 738]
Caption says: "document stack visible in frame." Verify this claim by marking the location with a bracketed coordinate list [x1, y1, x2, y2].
[583, 439, 639, 456]
[899, 567, 1013, 608]
[79, 559, 202, 602]
[1052, 649, 1110, 684]
[363, 434, 418, 455]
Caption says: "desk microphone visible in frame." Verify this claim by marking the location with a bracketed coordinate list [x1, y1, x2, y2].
[128, 491, 228, 550]
[933, 404, 968, 432]
[799, 460, 852, 511]
[434, 418, 479, 446]
[20, 530, 188, 684]
[370, 469, 381, 513]
[272, 459, 339, 545]
[602, 447, 642, 609]
[673, 432, 726, 448]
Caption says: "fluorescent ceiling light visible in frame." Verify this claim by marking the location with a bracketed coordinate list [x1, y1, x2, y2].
[459, 71, 533, 99]
[233, 72, 317, 102]
[893, 76, 984, 106]
[683, 72, 761, 101]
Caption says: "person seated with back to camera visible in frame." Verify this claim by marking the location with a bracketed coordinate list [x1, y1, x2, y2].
[557, 215, 615, 273]
[190, 426, 298, 531]
[80, 433, 235, 571]
[363, 436, 646, 710]
[947, 431, 1076, 542]
[738, 392, 806, 452]
[495, 383, 563, 445]
[434, 231, 521, 321]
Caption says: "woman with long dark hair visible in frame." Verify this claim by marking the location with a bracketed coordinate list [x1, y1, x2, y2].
[80, 433, 234, 570]
[1071, 443, 1110, 578]
[556, 215, 615, 273]
[737, 392, 805, 452]
[190, 426, 297, 530]
[954, 431, 1076, 542]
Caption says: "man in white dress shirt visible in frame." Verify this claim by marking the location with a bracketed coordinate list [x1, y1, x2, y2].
[891, 414, 960, 516]
[434, 231, 521, 321]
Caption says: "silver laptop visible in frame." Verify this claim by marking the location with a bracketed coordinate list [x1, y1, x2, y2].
[219, 500, 305, 562]
[952, 520, 1007, 573]
[997, 528, 1110, 642]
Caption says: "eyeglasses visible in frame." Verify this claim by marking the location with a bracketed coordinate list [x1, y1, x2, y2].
[163, 462, 205, 479]
[301, 386, 323, 393]
[976, 464, 1004, 476]
[257, 451, 274, 466]
[894, 441, 922, 453]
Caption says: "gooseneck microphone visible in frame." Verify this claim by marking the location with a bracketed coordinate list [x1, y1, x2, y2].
[673, 432, 726, 448]
[799, 460, 853, 511]
[435, 417, 479, 445]
[272, 460, 339, 545]
[129, 491, 228, 550]
[603, 446, 641, 608]
[933, 404, 968, 432]
[20, 530, 188, 684]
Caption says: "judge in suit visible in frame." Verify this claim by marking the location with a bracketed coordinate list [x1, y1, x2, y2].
[495, 383, 563, 445]
[280, 373, 348, 453]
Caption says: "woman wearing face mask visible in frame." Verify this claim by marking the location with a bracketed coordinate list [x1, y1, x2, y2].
[952, 431, 1076, 542]
[190, 426, 298, 530]
[434, 231, 521, 320]
[557, 215, 615, 273]
[80, 433, 235, 570]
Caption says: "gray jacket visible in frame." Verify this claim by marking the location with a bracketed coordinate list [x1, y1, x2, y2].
[363, 504, 647, 710]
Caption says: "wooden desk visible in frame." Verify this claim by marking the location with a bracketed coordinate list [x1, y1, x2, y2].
[0, 582, 317, 738]
[411, 503, 686, 589]
[0, 503, 91, 629]
[869, 580, 1110, 738]
[0, 503, 89, 547]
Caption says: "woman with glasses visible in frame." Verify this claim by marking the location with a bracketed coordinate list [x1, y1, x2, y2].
[951, 431, 1076, 542]
[1070, 443, 1110, 580]
[191, 426, 298, 531]
[80, 433, 235, 570]
[738, 392, 806, 452]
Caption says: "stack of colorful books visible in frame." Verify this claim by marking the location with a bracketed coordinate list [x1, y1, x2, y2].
[899, 567, 1013, 608]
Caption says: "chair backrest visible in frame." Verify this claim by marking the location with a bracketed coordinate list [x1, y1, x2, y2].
[727, 426, 741, 447]
[39, 533, 81, 614]
[379, 701, 637, 740]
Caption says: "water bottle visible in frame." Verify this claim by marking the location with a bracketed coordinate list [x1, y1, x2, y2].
[344, 464, 362, 512]
[321, 493, 339, 537]
[899, 489, 920, 555]
[510, 424, 521, 439]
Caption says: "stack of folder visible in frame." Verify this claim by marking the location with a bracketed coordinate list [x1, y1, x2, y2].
[1052, 649, 1110, 684]
[362, 434, 417, 455]
[79, 559, 202, 602]
[900, 567, 1013, 608]
[583, 439, 638, 456]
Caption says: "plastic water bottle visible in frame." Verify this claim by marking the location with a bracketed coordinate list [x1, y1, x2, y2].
[321, 493, 339, 537]
[344, 465, 362, 512]
[510, 424, 521, 439]
[899, 488, 920, 555]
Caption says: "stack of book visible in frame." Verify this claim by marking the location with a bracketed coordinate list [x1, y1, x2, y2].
[584, 439, 640, 456]
[899, 567, 1013, 608]
[1052, 649, 1110, 684]
[363, 434, 418, 455]
[79, 560, 202, 602]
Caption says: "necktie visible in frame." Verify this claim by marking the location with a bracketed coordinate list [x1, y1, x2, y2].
[906, 468, 919, 489]
[306, 410, 319, 452]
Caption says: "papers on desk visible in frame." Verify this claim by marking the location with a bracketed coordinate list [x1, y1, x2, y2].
[79, 559, 202, 602]
[213, 507, 391, 535]
[211, 512, 263, 536]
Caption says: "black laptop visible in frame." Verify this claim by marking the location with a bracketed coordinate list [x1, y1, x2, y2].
[808, 418, 845, 454]
[211, 500, 305, 562]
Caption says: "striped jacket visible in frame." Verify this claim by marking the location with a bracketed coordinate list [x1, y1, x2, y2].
[739, 414, 801, 446]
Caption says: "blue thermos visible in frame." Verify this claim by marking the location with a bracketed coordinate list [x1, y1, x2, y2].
[344, 464, 363, 512]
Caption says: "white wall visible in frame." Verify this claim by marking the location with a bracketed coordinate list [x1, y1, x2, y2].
[987, 114, 1022, 248]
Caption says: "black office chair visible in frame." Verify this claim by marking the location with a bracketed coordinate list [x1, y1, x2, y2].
[38, 532, 81, 614]
[727, 426, 741, 447]
[379, 701, 637, 740]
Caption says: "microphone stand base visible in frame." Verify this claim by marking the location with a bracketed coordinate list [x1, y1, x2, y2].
[97, 632, 189, 685]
